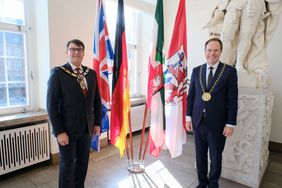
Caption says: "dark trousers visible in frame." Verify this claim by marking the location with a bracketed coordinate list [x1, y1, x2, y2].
[58, 132, 91, 188]
[194, 118, 226, 188]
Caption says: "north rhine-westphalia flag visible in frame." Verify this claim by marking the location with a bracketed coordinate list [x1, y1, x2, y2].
[92, 0, 114, 151]
[110, 0, 130, 157]
[164, 0, 188, 158]
[147, 0, 165, 158]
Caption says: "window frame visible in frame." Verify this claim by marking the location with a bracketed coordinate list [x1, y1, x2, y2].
[0, 0, 37, 115]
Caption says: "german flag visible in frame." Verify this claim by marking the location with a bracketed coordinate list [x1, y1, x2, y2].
[110, 0, 130, 157]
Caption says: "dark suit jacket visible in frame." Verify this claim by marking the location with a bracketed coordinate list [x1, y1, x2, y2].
[186, 62, 238, 132]
[47, 63, 102, 140]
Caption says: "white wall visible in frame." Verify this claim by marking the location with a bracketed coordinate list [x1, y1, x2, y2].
[164, 0, 282, 143]
[35, 0, 50, 109]
[47, 0, 96, 69]
[269, 13, 282, 143]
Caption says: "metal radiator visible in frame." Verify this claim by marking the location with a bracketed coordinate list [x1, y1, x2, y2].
[130, 104, 149, 132]
[0, 123, 50, 175]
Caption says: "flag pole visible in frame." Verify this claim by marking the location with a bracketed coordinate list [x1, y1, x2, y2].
[138, 103, 148, 160]
[127, 108, 146, 173]
[142, 130, 150, 161]
[125, 133, 130, 160]
[128, 111, 134, 160]
[127, 103, 149, 173]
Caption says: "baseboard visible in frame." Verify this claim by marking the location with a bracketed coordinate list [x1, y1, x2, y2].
[269, 141, 282, 153]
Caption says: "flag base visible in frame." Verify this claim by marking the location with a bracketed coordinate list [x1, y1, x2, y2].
[127, 160, 145, 173]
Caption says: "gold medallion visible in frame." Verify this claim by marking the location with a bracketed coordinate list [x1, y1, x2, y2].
[202, 92, 211, 101]
[79, 81, 86, 89]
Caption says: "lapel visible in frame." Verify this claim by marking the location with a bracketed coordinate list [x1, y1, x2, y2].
[64, 62, 74, 73]
[202, 64, 207, 90]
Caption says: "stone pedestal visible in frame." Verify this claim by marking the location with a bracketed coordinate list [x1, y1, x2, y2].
[221, 87, 274, 188]
[237, 71, 258, 88]
[237, 71, 272, 89]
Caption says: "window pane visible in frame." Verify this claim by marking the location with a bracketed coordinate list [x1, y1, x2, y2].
[0, 32, 3, 56]
[126, 30, 135, 45]
[0, 83, 7, 107]
[128, 47, 136, 94]
[0, 0, 25, 25]
[7, 58, 26, 81]
[0, 58, 5, 81]
[5, 32, 24, 57]
[125, 10, 136, 44]
[0, 30, 28, 108]
[8, 82, 27, 106]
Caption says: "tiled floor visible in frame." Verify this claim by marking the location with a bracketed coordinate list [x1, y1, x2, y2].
[0, 133, 281, 188]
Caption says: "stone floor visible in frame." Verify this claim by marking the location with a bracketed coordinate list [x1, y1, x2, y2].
[0, 133, 281, 188]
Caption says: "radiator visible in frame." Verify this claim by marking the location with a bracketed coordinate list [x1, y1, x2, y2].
[130, 104, 150, 132]
[0, 123, 50, 175]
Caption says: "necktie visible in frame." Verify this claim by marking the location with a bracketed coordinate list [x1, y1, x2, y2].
[207, 67, 213, 88]
[75, 68, 88, 97]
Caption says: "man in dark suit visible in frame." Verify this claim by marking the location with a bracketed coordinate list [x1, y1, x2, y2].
[186, 38, 238, 188]
[47, 39, 101, 188]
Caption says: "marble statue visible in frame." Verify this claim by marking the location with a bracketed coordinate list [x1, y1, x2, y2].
[203, 0, 228, 37]
[205, 0, 282, 88]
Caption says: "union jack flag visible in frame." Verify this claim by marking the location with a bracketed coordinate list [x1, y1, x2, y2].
[93, 0, 114, 141]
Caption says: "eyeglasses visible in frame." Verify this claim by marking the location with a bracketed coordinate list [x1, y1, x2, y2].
[68, 48, 84, 53]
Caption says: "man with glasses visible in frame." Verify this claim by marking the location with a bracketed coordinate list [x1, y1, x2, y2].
[47, 39, 102, 188]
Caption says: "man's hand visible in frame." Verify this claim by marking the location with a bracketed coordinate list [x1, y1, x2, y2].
[93, 125, 101, 136]
[185, 121, 193, 132]
[223, 126, 234, 137]
[57, 132, 69, 146]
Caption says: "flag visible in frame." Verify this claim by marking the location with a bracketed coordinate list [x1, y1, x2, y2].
[91, 134, 100, 152]
[147, 0, 165, 158]
[92, 0, 114, 151]
[164, 0, 188, 158]
[110, 0, 130, 157]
